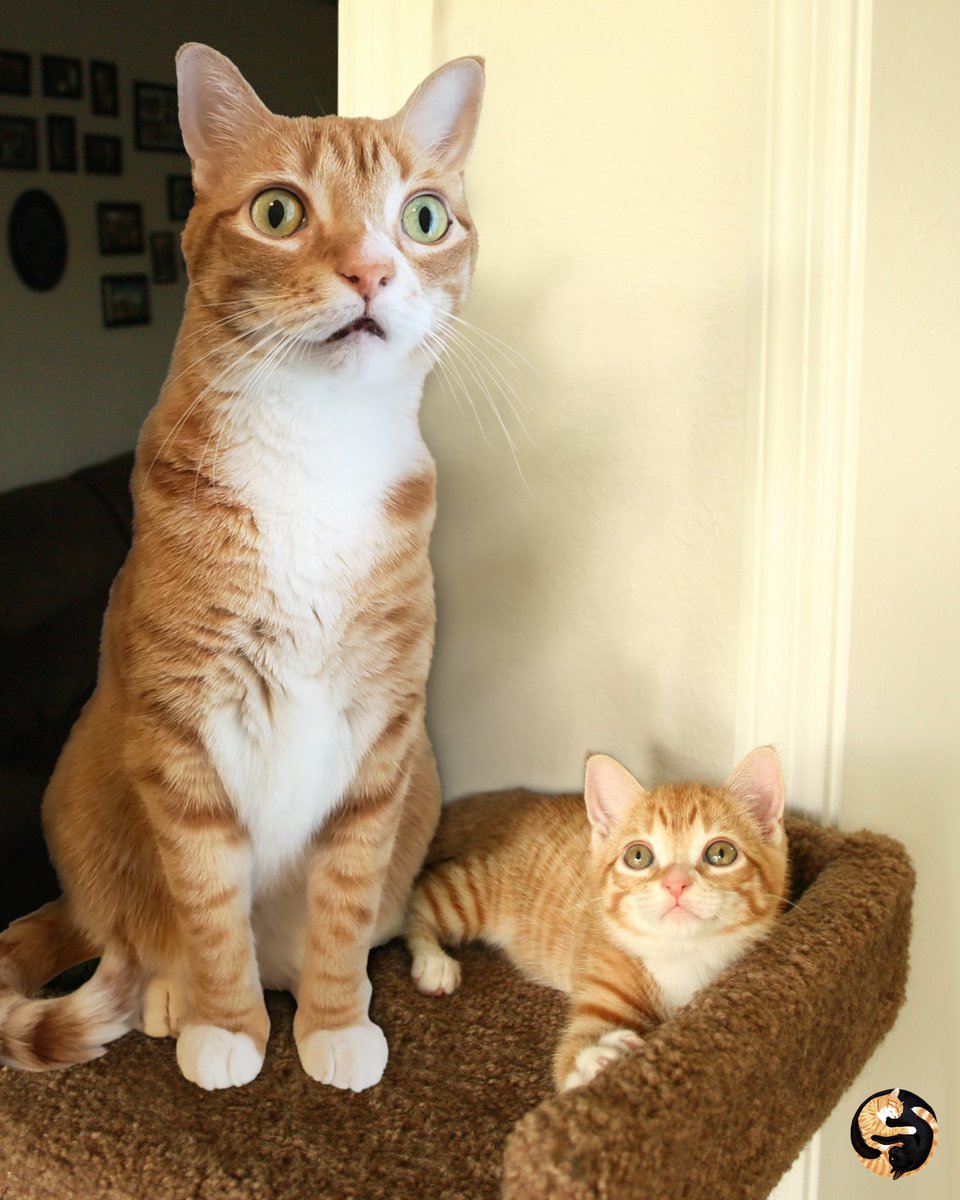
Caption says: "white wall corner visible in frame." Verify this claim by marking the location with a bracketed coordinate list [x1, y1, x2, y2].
[338, 0, 435, 117]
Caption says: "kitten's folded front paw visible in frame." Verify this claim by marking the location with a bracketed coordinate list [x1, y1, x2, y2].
[176, 1023, 265, 1090]
[297, 1021, 388, 1092]
[561, 1029, 644, 1091]
[411, 950, 462, 996]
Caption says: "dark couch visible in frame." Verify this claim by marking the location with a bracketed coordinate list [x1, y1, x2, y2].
[0, 452, 134, 930]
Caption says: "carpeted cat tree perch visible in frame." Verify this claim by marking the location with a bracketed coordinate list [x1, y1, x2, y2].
[0, 808, 912, 1200]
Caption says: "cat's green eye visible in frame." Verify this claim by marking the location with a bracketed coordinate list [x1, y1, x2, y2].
[250, 189, 305, 238]
[401, 194, 450, 244]
[623, 843, 655, 870]
[704, 840, 738, 867]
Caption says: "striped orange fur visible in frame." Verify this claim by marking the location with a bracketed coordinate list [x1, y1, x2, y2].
[0, 44, 484, 1091]
[405, 747, 789, 1090]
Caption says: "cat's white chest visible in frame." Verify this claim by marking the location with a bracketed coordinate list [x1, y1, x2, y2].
[202, 375, 430, 891]
[635, 932, 754, 1013]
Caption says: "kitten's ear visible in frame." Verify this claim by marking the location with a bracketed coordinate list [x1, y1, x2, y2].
[724, 746, 785, 841]
[584, 754, 646, 845]
[176, 43, 273, 193]
[394, 57, 485, 173]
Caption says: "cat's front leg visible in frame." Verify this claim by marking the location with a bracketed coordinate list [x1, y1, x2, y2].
[293, 774, 411, 1092]
[553, 946, 656, 1091]
[140, 764, 269, 1090]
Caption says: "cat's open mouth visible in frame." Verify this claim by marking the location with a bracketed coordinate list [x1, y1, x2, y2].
[324, 316, 386, 343]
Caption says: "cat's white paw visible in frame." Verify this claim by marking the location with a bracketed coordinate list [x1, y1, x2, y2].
[411, 950, 462, 996]
[176, 1023, 264, 1090]
[143, 975, 190, 1038]
[297, 1022, 388, 1092]
[598, 1028, 643, 1055]
[561, 1030, 643, 1091]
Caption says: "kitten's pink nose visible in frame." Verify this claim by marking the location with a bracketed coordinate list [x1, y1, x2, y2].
[661, 866, 693, 899]
[338, 253, 395, 301]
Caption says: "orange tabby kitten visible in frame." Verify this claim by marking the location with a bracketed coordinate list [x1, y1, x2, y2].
[0, 44, 484, 1091]
[405, 747, 789, 1090]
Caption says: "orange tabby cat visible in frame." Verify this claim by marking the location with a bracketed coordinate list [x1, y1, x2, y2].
[405, 747, 789, 1090]
[0, 44, 484, 1091]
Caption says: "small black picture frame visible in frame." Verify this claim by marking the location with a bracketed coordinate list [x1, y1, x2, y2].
[150, 230, 178, 284]
[0, 50, 31, 96]
[0, 115, 37, 169]
[133, 81, 183, 153]
[47, 114, 77, 172]
[84, 133, 122, 175]
[42, 54, 83, 100]
[166, 174, 193, 221]
[102, 273, 150, 327]
[97, 202, 144, 255]
[90, 60, 119, 116]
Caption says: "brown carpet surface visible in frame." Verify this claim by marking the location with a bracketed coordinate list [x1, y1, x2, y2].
[0, 813, 913, 1200]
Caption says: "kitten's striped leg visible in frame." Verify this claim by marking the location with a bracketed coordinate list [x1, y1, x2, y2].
[404, 863, 471, 996]
[554, 947, 656, 1091]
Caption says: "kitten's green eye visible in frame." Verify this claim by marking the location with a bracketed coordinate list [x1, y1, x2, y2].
[704, 840, 738, 866]
[401, 194, 450, 244]
[250, 189, 304, 238]
[623, 843, 655, 870]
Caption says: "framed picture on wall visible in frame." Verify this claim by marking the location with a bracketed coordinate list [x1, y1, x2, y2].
[97, 202, 144, 254]
[166, 174, 193, 220]
[84, 133, 122, 175]
[42, 55, 83, 99]
[47, 114, 77, 172]
[0, 50, 31, 96]
[149, 230, 178, 284]
[133, 81, 183, 152]
[0, 115, 37, 169]
[102, 274, 150, 327]
[90, 60, 119, 116]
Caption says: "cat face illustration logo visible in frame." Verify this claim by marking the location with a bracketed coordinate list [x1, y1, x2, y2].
[850, 1087, 939, 1180]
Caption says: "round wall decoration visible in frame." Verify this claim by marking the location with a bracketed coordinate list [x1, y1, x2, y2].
[8, 189, 68, 291]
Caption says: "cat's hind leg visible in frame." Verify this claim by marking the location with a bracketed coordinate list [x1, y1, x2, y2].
[142, 972, 191, 1038]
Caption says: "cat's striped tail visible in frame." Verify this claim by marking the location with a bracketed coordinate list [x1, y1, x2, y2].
[0, 899, 139, 1070]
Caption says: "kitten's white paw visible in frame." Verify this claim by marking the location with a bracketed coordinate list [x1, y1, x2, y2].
[561, 1030, 643, 1091]
[143, 975, 190, 1038]
[297, 1022, 388, 1092]
[411, 950, 462, 996]
[598, 1028, 643, 1055]
[176, 1023, 264, 1090]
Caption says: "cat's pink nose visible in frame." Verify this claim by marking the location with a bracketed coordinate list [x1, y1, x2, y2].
[338, 255, 395, 301]
[661, 867, 692, 898]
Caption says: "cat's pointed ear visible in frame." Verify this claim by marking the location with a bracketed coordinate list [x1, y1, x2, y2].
[584, 754, 646, 845]
[724, 746, 785, 841]
[176, 43, 273, 194]
[394, 57, 485, 173]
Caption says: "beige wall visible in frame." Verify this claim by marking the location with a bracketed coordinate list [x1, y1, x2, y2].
[0, 0, 337, 491]
[818, 0, 958, 1193]
[424, 0, 759, 798]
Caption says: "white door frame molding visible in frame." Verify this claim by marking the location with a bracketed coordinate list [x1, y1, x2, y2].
[338, 0, 434, 118]
[738, 0, 872, 830]
[739, 2, 873, 1199]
